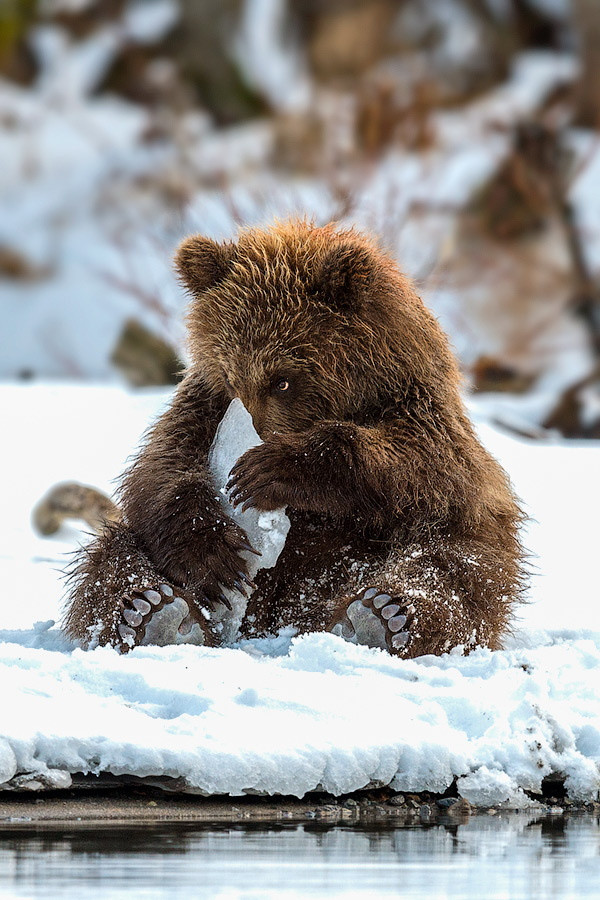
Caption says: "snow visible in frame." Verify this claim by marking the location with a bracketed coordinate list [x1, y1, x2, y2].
[527, 0, 570, 20]
[0, 633, 597, 803]
[0, 383, 598, 805]
[123, 0, 179, 45]
[236, 0, 311, 112]
[570, 130, 600, 280]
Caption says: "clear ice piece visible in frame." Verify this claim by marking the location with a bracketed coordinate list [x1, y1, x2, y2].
[207, 399, 290, 644]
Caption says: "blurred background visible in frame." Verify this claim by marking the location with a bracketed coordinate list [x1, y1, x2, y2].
[1, 0, 599, 438]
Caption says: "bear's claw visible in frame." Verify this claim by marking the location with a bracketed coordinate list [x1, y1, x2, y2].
[361, 588, 413, 652]
[330, 587, 413, 655]
[116, 583, 210, 652]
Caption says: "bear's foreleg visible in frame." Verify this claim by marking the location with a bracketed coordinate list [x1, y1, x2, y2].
[64, 375, 259, 649]
[120, 375, 258, 610]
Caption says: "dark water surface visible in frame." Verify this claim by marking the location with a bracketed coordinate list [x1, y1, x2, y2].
[0, 813, 598, 899]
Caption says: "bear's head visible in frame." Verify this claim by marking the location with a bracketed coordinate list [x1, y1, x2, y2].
[175, 221, 458, 437]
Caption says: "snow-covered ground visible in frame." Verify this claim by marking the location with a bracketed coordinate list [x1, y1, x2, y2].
[0, 382, 598, 805]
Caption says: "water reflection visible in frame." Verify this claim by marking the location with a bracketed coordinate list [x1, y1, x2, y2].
[0, 813, 598, 899]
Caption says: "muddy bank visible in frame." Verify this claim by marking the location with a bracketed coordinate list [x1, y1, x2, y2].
[0, 778, 596, 827]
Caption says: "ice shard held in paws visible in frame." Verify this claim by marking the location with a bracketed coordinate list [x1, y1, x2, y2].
[207, 398, 291, 642]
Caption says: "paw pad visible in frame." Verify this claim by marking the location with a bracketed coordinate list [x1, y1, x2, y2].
[116, 584, 207, 651]
[330, 588, 413, 655]
[360, 587, 412, 652]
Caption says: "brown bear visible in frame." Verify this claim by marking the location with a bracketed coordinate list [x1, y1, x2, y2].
[64, 220, 526, 657]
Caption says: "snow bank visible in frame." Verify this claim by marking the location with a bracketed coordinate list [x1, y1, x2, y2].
[0, 384, 599, 804]
[1, 633, 599, 803]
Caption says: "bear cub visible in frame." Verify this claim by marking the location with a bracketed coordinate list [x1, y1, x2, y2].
[65, 220, 525, 657]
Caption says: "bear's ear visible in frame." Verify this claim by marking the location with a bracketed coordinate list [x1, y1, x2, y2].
[174, 235, 235, 295]
[314, 242, 376, 312]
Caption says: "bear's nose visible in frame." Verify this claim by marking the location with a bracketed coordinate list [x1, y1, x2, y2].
[249, 411, 265, 438]
[237, 396, 264, 438]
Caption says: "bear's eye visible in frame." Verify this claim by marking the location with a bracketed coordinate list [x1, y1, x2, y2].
[271, 376, 292, 396]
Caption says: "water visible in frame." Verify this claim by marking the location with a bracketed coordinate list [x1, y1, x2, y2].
[0, 814, 598, 899]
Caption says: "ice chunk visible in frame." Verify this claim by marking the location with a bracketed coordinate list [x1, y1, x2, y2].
[0, 740, 17, 786]
[6, 769, 73, 793]
[208, 398, 290, 642]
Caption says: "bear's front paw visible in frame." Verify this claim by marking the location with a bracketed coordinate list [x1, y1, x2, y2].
[184, 521, 260, 610]
[227, 441, 298, 512]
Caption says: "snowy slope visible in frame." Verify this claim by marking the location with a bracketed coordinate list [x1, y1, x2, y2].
[0, 383, 599, 805]
[2, 48, 590, 391]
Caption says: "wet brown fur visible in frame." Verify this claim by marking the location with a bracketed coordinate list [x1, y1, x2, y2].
[64, 220, 526, 655]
